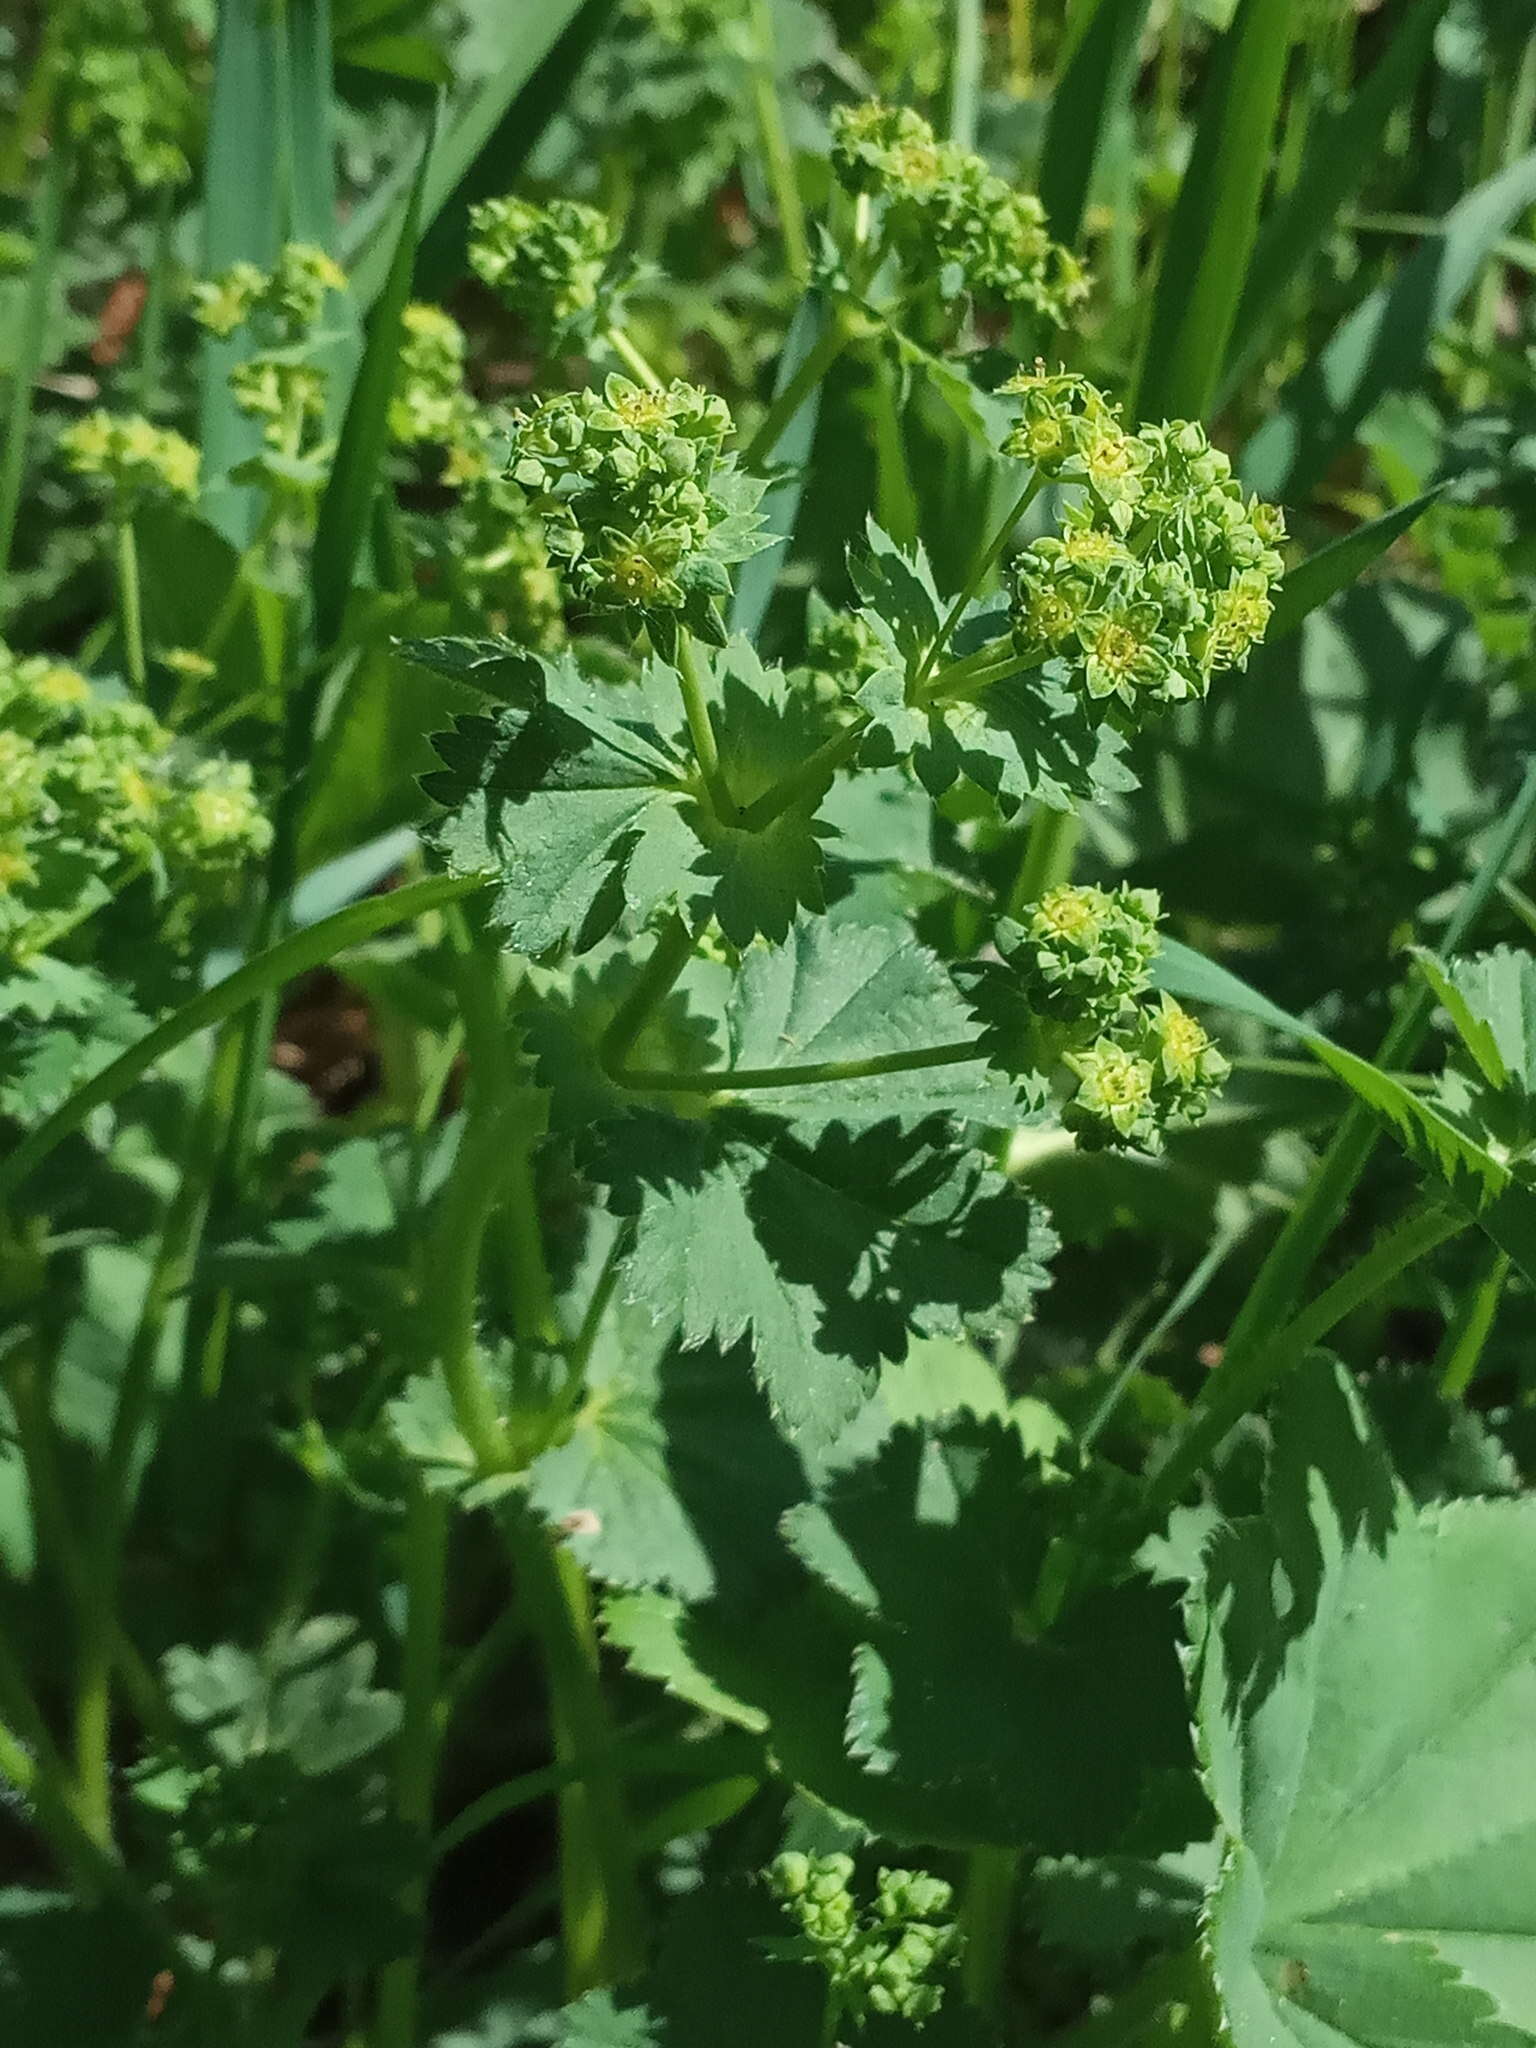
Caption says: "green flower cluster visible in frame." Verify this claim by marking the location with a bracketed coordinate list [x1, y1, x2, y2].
[974, 884, 1228, 1151]
[192, 244, 347, 455]
[505, 375, 764, 641]
[767, 1853, 960, 2027]
[803, 593, 887, 694]
[468, 195, 617, 341]
[0, 644, 270, 961]
[829, 100, 1088, 322]
[65, 0, 197, 193]
[60, 411, 199, 506]
[1004, 369, 1286, 711]
[390, 302, 478, 460]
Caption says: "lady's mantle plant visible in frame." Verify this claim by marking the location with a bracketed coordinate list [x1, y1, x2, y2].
[418, 184, 1282, 1455]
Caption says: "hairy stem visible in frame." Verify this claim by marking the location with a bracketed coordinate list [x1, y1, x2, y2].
[1437, 1244, 1510, 1401]
[676, 633, 738, 822]
[916, 470, 1043, 687]
[738, 718, 868, 831]
[600, 913, 700, 1078]
[603, 322, 664, 391]
[749, 0, 811, 284]
[960, 1847, 1017, 2017]
[114, 513, 148, 694]
[618, 1036, 985, 1096]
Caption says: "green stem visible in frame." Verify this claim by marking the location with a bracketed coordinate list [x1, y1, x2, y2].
[618, 1036, 985, 1096]
[503, 1517, 647, 1993]
[743, 314, 855, 471]
[916, 470, 1044, 687]
[1006, 803, 1081, 918]
[1436, 1244, 1510, 1401]
[603, 322, 664, 391]
[114, 512, 148, 694]
[675, 633, 737, 822]
[374, 1482, 450, 2048]
[601, 913, 700, 1078]
[1213, 759, 1536, 1395]
[0, 130, 67, 615]
[959, 1847, 1016, 2018]
[917, 631, 1028, 705]
[738, 719, 867, 831]
[1150, 1201, 1468, 1511]
[748, 0, 811, 284]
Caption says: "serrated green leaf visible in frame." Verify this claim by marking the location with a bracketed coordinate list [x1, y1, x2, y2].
[858, 663, 1135, 818]
[163, 1616, 400, 1774]
[601, 1589, 768, 1733]
[427, 643, 843, 953]
[527, 1331, 805, 1601]
[1195, 1368, 1536, 2046]
[681, 1416, 1198, 1852]
[1442, 946, 1536, 1096]
[722, 918, 1017, 1128]
[601, 1115, 1056, 1455]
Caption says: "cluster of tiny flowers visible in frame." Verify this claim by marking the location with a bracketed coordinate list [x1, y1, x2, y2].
[767, 1854, 960, 2028]
[829, 101, 1088, 323]
[468, 195, 617, 341]
[192, 244, 346, 454]
[389, 302, 479, 460]
[0, 644, 270, 961]
[1004, 368, 1286, 711]
[60, 411, 199, 505]
[64, 0, 196, 193]
[974, 884, 1228, 1151]
[505, 375, 760, 631]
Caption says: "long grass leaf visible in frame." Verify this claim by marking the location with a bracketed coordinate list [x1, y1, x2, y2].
[0, 873, 487, 1205]
[310, 110, 435, 651]
[1243, 146, 1536, 496]
[344, 0, 616, 306]
[1131, 0, 1298, 425]
[0, 131, 67, 612]
[1266, 487, 1444, 640]
[286, 0, 338, 247]
[1037, 0, 1155, 248]
[1221, 0, 1445, 395]
[1155, 938, 1536, 1285]
[729, 292, 829, 641]
[948, 0, 983, 149]
[199, 0, 284, 541]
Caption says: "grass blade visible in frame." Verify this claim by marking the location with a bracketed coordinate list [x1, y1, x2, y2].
[1037, 0, 1155, 248]
[1154, 937, 1536, 1286]
[344, 0, 617, 306]
[729, 291, 829, 641]
[1243, 146, 1536, 497]
[0, 873, 486, 1206]
[286, 0, 338, 248]
[1131, 0, 1298, 424]
[199, 0, 286, 541]
[1266, 487, 1444, 640]
[1221, 0, 1446, 395]
[310, 108, 435, 651]
[0, 129, 67, 615]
